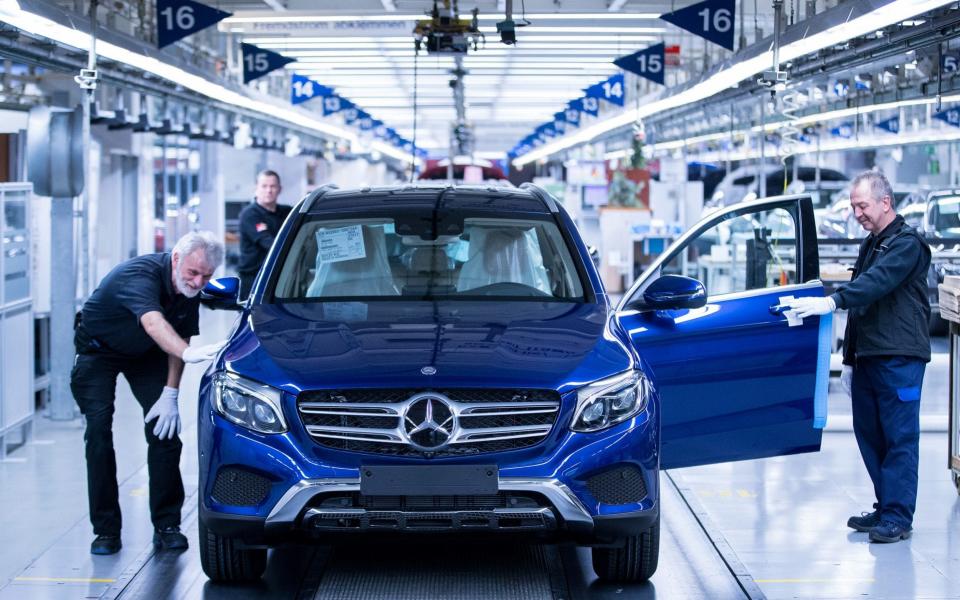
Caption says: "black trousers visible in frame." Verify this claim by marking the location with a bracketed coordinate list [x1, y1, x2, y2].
[239, 271, 256, 300]
[70, 350, 184, 536]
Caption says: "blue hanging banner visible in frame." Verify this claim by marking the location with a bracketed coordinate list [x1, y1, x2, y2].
[660, 0, 735, 51]
[585, 74, 625, 106]
[156, 0, 231, 49]
[358, 114, 374, 130]
[342, 106, 361, 124]
[875, 116, 900, 134]
[538, 123, 557, 138]
[941, 52, 960, 75]
[291, 74, 334, 105]
[322, 95, 348, 116]
[374, 123, 389, 138]
[577, 96, 600, 116]
[613, 43, 665, 85]
[553, 119, 567, 135]
[564, 106, 581, 125]
[241, 43, 295, 84]
[830, 122, 854, 138]
[935, 108, 960, 128]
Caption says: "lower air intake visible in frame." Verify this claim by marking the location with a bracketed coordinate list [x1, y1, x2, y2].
[585, 465, 647, 505]
[211, 467, 272, 506]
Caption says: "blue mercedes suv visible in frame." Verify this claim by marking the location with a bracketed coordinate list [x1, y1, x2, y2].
[197, 184, 830, 583]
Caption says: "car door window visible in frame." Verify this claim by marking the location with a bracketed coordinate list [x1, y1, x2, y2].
[659, 206, 799, 296]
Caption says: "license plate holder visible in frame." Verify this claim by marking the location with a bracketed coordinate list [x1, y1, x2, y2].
[359, 465, 498, 496]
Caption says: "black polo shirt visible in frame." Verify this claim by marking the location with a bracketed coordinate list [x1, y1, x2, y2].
[78, 253, 200, 357]
[238, 201, 292, 274]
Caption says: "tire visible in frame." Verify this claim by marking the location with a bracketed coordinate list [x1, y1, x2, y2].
[953, 472, 960, 497]
[591, 514, 660, 583]
[199, 519, 267, 582]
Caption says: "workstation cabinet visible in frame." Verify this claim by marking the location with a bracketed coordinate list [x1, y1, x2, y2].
[0, 183, 34, 459]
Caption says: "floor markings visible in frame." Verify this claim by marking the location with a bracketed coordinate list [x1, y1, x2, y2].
[754, 578, 876, 584]
[14, 576, 116, 584]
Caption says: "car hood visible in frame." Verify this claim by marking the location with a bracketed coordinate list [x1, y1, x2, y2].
[223, 301, 632, 393]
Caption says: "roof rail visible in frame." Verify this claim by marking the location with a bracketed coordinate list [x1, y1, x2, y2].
[297, 183, 340, 214]
[519, 182, 559, 214]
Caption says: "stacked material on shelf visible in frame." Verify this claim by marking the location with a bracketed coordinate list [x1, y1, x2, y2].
[939, 275, 960, 323]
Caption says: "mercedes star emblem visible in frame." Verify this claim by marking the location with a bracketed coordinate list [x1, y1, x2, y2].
[403, 396, 455, 450]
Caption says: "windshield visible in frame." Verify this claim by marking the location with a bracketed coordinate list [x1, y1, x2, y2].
[928, 195, 960, 236]
[272, 214, 586, 301]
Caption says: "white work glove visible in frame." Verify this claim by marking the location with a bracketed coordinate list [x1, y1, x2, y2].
[786, 296, 836, 319]
[181, 340, 226, 364]
[145, 386, 181, 440]
[841, 365, 853, 398]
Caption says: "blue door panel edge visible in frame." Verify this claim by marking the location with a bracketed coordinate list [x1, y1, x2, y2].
[813, 311, 832, 429]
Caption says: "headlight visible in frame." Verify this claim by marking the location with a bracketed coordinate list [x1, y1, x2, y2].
[212, 373, 287, 434]
[571, 371, 651, 433]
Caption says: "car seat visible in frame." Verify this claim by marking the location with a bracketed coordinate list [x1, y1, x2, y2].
[456, 227, 551, 293]
[306, 225, 399, 297]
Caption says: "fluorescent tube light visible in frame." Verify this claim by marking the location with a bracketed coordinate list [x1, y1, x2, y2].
[221, 12, 661, 24]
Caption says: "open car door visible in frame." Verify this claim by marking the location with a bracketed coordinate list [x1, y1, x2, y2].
[617, 195, 830, 469]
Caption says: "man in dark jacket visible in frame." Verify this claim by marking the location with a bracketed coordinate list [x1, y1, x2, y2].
[72, 231, 227, 555]
[788, 170, 930, 543]
[238, 170, 292, 299]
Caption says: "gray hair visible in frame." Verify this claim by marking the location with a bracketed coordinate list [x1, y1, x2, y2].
[172, 231, 224, 268]
[851, 169, 894, 207]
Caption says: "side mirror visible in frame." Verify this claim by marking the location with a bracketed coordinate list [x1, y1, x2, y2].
[635, 275, 707, 311]
[200, 277, 242, 311]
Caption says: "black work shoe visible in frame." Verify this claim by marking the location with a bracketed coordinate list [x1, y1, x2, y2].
[153, 526, 188, 551]
[91, 534, 122, 555]
[847, 510, 882, 532]
[869, 520, 912, 543]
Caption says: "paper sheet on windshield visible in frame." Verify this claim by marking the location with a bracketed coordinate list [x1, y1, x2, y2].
[317, 225, 366, 263]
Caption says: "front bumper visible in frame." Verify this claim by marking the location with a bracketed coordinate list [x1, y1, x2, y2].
[201, 476, 658, 546]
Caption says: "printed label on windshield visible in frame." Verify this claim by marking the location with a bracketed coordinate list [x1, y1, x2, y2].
[316, 225, 366, 263]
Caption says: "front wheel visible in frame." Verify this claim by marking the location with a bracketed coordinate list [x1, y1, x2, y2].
[591, 515, 660, 583]
[199, 519, 267, 582]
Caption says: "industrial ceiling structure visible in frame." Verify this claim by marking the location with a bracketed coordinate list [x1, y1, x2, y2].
[1, 0, 955, 170]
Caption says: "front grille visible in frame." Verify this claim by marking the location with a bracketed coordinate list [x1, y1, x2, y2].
[297, 388, 560, 457]
[211, 467, 272, 506]
[585, 465, 648, 505]
[304, 492, 555, 532]
[315, 492, 545, 511]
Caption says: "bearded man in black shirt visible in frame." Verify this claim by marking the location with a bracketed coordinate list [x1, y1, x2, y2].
[72, 231, 227, 555]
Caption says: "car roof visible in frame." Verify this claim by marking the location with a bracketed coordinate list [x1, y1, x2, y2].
[301, 184, 555, 216]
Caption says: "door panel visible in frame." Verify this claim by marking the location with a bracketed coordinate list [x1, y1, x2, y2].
[617, 195, 827, 469]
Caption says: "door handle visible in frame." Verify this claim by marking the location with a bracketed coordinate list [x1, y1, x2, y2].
[769, 303, 790, 315]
